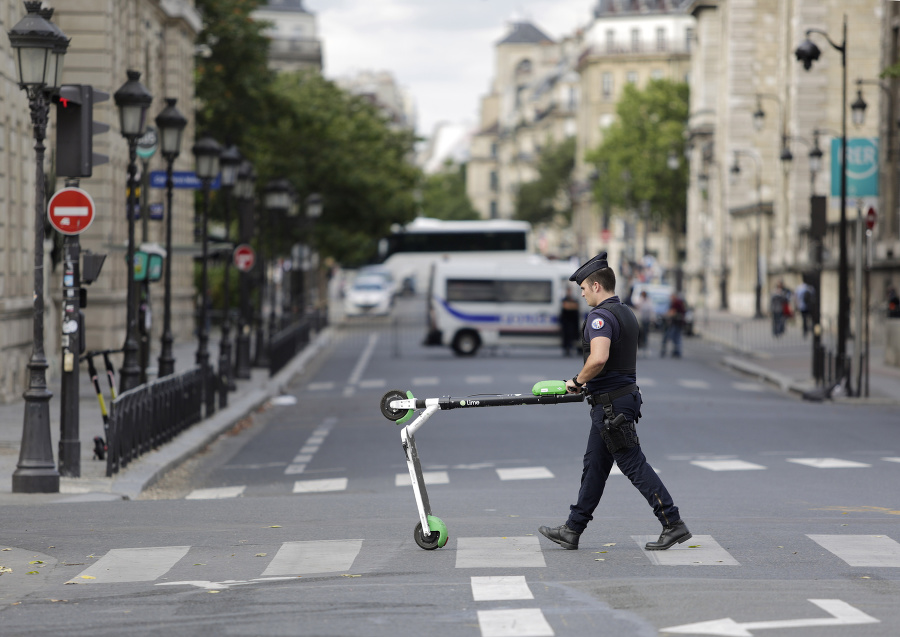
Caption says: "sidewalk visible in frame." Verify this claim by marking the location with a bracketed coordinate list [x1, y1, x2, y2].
[0, 328, 332, 505]
[695, 308, 900, 405]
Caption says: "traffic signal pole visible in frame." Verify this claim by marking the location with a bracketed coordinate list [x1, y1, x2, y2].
[58, 194, 82, 477]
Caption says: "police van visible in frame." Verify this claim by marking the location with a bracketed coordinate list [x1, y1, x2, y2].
[424, 256, 584, 356]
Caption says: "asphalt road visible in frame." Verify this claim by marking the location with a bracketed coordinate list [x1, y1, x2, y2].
[1, 297, 898, 637]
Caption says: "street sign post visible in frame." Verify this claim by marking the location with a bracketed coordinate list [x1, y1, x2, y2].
[47, 187, 96, 235]
[234, 244, 256, 272]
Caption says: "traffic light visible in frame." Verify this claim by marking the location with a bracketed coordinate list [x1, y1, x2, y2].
[54, 85, 110, 178]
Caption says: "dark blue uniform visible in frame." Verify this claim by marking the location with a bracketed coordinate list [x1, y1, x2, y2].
[566, 296, 681, 533]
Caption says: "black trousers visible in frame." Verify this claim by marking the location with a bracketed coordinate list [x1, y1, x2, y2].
[566, 403, 680, 533]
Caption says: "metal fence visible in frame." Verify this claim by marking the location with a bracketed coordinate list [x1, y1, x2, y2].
[106, 367, 205, 477]
[268, 309, 328, 376]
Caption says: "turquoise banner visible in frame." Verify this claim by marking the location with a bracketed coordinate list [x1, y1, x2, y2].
[831, 137, 879, 197]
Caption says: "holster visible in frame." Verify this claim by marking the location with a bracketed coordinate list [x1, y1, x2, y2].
[590, 383, 640, 454]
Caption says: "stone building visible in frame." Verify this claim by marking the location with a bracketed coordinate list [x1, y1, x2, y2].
[0, 0, 201, 403]
[252, 0, 322, 73]
[335, 70, 416, 131]
[683, 0, 885, 335]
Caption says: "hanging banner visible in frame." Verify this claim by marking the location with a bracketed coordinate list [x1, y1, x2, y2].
[831, 137, 879, 198]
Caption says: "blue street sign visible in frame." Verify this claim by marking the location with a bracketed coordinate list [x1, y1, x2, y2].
[831, 137, 879, 198]
[149, 202, 164, 220]
[150, 170, 221, 190]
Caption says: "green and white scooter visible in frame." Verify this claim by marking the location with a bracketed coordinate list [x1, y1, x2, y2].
[380, 380, 585, 550]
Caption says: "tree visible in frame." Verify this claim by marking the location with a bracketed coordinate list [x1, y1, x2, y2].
[514, 137, 576, 225]
[420, 161, 479, 220]
[585, 80, 689, 235]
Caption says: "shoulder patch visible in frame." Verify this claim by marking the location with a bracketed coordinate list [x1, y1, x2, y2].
[591, 317, 605, 330]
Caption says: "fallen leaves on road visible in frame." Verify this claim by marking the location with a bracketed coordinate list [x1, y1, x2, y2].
[255, 553, 267, 557]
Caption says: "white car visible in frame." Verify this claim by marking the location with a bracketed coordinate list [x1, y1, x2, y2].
[344, 275, 393, 317]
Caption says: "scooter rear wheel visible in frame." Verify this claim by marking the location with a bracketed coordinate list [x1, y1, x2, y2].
[414, 516, 448, 550]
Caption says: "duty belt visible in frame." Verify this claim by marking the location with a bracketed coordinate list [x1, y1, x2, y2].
[586, 383, 639, 407]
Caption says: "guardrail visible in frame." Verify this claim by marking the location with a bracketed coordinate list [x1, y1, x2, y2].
[106, 367, 205, 477]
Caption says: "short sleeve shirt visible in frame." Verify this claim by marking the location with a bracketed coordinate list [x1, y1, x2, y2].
[584, 296, 622, 344]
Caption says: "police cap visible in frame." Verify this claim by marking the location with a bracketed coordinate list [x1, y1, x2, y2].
[569, 252, 609, 285]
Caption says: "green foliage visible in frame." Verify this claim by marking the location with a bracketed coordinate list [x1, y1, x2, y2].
[514, 137, 576, 225]
[585, 80, 689, 232]
[420, 161, 479, 220]
[882, 62, 900, 79]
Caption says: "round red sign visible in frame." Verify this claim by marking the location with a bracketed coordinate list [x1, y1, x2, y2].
[47, 187, 95, 235]
[233, 244, 256, 272]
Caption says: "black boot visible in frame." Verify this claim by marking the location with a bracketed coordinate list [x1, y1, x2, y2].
[538, 524, 581, 550]
[645, 520, 691, 551]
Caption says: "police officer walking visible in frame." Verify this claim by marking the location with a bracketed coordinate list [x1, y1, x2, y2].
[538, 253, 691, 551]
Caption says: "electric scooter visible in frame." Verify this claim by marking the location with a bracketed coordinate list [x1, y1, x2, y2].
[380, 380, 584, 550]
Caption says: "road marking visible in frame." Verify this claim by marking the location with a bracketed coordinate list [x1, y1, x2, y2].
[496, 467, 554, 481]
[639, 378, 656, 387]
[261, 539, 363, 576]
[292, 454, 313, 464]
[411, 376, 439, 386]
[660, 598, 879, 636]
[284, 464, 306, 475]
[732, 382, 765, 392]
[883, 457, 900, 463]
[470, 575, 534, 601]
[270, 394, 297, 405]
[634, 535, 739, 566]
[477, 608, 554, 637]
[691, 460, 767, 471]
[395, 471, 449, 486]
[307, 382, 334, 392]
[284, 417, 336, 475]
[344, 334, 379, 396]
[679, 379, 710, 390]
[456, 537, 545, 569]
[610, 464, 659, 476]
[293, 478, 348, 493]
[787, 458, 871, 468]
[69, 546, 190, 583]
[185, 486, 246, 500]
[466, 375, 494, 384]
[807, 534, 900, 567]
[359, 378, 386, 389]
[299, 445, 318, 454]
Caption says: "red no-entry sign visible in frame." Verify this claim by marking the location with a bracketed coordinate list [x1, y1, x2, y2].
[233, 244, 256, 272]
[47, 187, 95, 235]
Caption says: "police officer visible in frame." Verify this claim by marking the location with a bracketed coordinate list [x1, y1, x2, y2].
[538, 253, 691, 551]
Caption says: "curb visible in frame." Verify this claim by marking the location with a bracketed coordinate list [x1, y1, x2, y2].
[62, 327, 334, 501]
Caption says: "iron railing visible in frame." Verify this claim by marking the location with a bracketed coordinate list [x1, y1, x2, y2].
[268, 309, 328, 376]
[106, 367, 205, 477]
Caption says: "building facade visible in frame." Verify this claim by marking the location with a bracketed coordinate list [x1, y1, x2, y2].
[335, 70, 416, 131]
[0, 0, 201, 403]
[252, 0, 322, 73]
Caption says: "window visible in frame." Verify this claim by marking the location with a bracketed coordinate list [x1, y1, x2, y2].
[445, 280, 553, 304]
[602, 72, 613, 99]
[626, 71, 637, 85]
[499, 280, 552, 304]
[515, 59, 532, 79]
[651, 69, 664, 80]
[606, 29, 615, 53]
[685, 27, 694, 52]
[656, 27, 666, 51]
[631, 29, 640, 52]
[490, 142, 498, 158]
[489, 201, 498, 218]
[447, 280, 497, 303]
[490, 171, 498, 192]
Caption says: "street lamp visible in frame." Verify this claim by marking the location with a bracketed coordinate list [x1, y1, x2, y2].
[8, 0, 69, 493]
[217, 144, 242, 403]
[795, 14, 851, 391]
[234, 160, 256, 379]
[192, 135, 221, 417]
[113, 70, 153, 393]
[264, 178, 291, 345]
[155, 98, 187, 377]
[729, 150, 764, 318]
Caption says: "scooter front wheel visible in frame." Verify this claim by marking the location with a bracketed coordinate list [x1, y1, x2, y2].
[414, 516, 448, 550]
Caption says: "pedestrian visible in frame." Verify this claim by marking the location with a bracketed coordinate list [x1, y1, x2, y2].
[659, 293, 686, 358]
[560, 287, 581, 356]
[634, 290, 655, 356]
[538, 252, 692, 552]
[887, 284, 900, 319]
[771, 281, 788, 337]
[794, 278, 814, 338]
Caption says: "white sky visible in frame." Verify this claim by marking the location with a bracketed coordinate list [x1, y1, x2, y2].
[306, 0, 597, 136]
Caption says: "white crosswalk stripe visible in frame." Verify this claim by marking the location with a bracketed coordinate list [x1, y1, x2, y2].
[411, 376, 439, 386]
[807, 534, 900, 567]
[690, 459, 767, 471]
[293, 478, 348, 493]
[787, 457, 872, 468]
[185, 486, 246, 500]
[471, 575, 534, 601]
[633, 535, 739, 566]
[496, 467, 554, 481]
[731, 381, 766, 392]
[477, 608, 554, 637]
[69, 546, 190, 583]
[678, 379, 710, 390]
[306, 382, 334, 391]
[456, 537, 546, 569]
[883, 457, 900, 464]
[466, 375, 494, 385]
[359, 378, 386, 389]
[261, 539, 363, 576]
[395, 471, 449, 486]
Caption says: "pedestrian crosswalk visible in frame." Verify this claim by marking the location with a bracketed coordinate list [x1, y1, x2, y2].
[56, 532, 899, 589]
[184, 455, 898, 499]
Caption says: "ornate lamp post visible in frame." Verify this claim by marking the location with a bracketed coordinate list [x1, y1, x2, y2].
[155, 98, 187, 377]
[264, 178, 291, 345]
[795, 16, 852, 391]
[9, 1, 69, 493]
[192, 135, 221, 416]
[113, 70, 153, 392]
[234, 160, 256, 379]
[217, 144, 242, 403]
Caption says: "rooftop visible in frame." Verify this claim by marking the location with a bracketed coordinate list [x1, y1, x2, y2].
[498, 22, 554, 45]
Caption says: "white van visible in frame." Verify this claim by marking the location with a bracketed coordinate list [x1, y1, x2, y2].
[423, 256, 584, 355]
